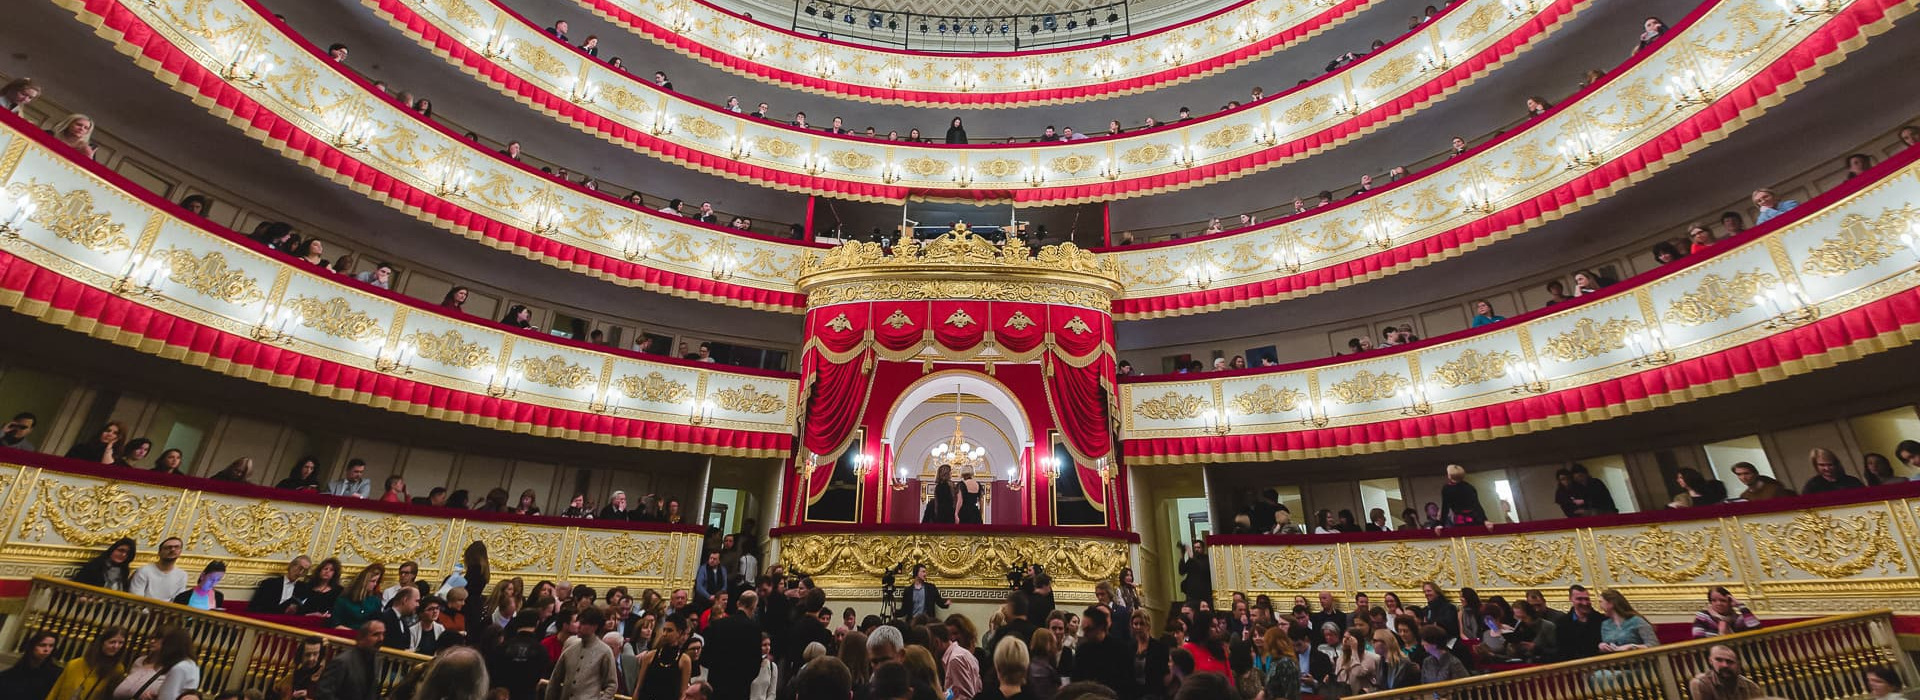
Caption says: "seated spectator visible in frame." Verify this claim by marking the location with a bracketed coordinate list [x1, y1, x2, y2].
[172, 560, 227, 610]
[327, 43, 350, 61]
[513, 489, 542, 515]
[1867, 666, 1905, 699]
[329, 459, 373, 498]
[1525, 96, 1552, 117]
[1667, 468, 1727, 508]
[64, 420, 124, 465]
[1730, 461, 1793, 500]
[653, 72, 674, 90]
[600, 490, 633, 520]
[1596, 590, 1657, 652]
[334, 563, 387, 628]
[581, 35, 600, 57]
[500, 141, 523, 161]
[251, 556, 310, 614]
[502, 305, 536, 330]
[1687, 224, 1717, 254]
[0, 631, 62, 700]
[1691, 587, 1759, 638]
[380, 475, 410, 503]
[277, 456, 323, 491]
[1752, 188, 1799, 224]
[355, 261, 395, 289]
[153, 448, 186, 475]
[1844, 153, 1875, 179]
[115, 437, 152, 468]
[1652, 241, 1684, 264]
[50, 113, 97, 158]
[2, 411, 37, 452]
[1470, 299, 1504, 327]
[297, 558, 345, 615]
[1721, 211, 1747, 237]
[208, 457, 253, 483]
[1, 77, 43, 113]
[441, 286, 470, 312]
[1636, 17, 1668, 52]
[72, 537, 136, 592]
[1570, 270, 1605, 296]
[131, 537, 188, 601]
[1867, 450, 1909, 485]
[546, 20, 570, 40]
[179, 194, 212, 217]
[1417, 625, 1468, 682]
[1802, 448, 1865, 493]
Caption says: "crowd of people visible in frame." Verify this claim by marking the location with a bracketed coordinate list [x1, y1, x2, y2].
[0, 414, 691, 526]
[8, 530, 1914, 700]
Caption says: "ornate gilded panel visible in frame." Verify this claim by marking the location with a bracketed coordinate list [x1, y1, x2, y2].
[779, 533, 1126, 591]
[714, 384, 784, 414]
[189, 499, 320, 560]
[615, 371, 693, 403]
[573, 531, 673, 578]
[1798, 207, 1918, 278]
[18, 481, 173, 547]
[1326, 370, 1408, 405]
[1228, 384, 1303, 415]
[1744, 511, 1908, 580]
[464, 523, 558, 572]
[1246, 547, 1340, 590]
[1662, 269, 1780, 326]
[1595, 524, 1734, 585]
[336, 514, 447, 567]
[156, 248, 267, 306]
[1134, 391, 1208, 420]
[4, 180, 132, 253]
[1469, 533, 1582, 587]
[511, 354, 596, 390]
[286, 296, 387, 342]
[1352, 541, 1456, 590]
[404, 329, 492, 369]
[1428, 349, 1517, 389]
[1538, 317, 1638, 362]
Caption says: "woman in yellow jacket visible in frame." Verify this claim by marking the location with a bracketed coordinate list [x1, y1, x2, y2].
[45, 626, 126, 700]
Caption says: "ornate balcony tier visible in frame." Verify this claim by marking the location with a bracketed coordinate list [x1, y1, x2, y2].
[0, 114, 799, 457]
[565, 0, 1373, 107]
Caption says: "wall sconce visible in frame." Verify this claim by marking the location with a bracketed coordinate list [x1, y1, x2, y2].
[729, 136, 755, 161]
[1419, 44, 1453, 73]
[1273, 242, 1304, 274]
[1300, 398, 1332, 427]
[952, 71, 981, 92]
[709, 254, 739, 280]
[1753, 283, 1819, 329]
[1255, 120, 1283, 147]
[1099, 158, 1120, 180]
[664, 7, 695, 32]
[376, 341, 417, 374]
[1023, 165, 1047, 187]
[328, 112, 377, 153]
[1397, 383, 1433, 416]
[1502, 0, 1536, 18]
[432, 163, 472, 199]
[802, 152, 828, 176]
[880, 162, 900, 184]
[478, 30, 513, 60]
[810, 56, 841, 80]
[251, 302, 300, 344]
[528, 201, 564, 235]
[1665, 68, 1716, 109]
[110, 253, 169, 301]
[1626, 327, 1674, 367]
[618, 231, 652, 261]
[1509, 359, 1548, 394]
[953, 167, 976, 188]
[1090, 59, 1121, 80]
[1171, 145, 1199, 169]
[1182, 262, 1218, 290]
[1558, 131, 1604, 170]
[882, 68, 905, 88]
[646, 110, 675, 137]
[565, 76, 598, 106]
[1158, 43, 1189, 67]
[739, 37, 769, 61]
[688, 397, 716, 424]
[1459, 180, 1498, 214]
[1364, 221, 1395, 250]
[1776, 0, 1838, 24]
[850, 451, 874, 477]
[1016, 69, 1047, 90]
[216, 37, 273, 88]
[485, 364, 525, 398]
[1202, 405, 1233, 435]
[1005, 459, 1027, 491]
[890, 465, 914, 490]
[1332, 92, 1362, 117]
[0, 194, 37, 239]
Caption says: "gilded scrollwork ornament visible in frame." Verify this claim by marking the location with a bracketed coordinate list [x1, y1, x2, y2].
[1744, 512, 1907, 579]
[1597, 524, 1733, 584]
[20, 483, 172, 546]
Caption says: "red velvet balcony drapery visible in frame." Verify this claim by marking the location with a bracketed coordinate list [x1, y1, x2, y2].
[799, 301, 1115, 470]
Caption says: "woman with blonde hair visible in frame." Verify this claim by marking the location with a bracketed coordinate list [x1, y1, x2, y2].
[413, 646, 490, 700]
[486, 576, 525, 628]
[50, 114, 97, 158]
[982, 636, 1031, 700]
[333, 562, 386, 628]
[1371, 629, 1418, 690]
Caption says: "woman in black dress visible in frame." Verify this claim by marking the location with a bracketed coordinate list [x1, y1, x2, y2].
[635, 616, 692, 700]
[924, 464, 956, 524]
[958, 469, 984, 524]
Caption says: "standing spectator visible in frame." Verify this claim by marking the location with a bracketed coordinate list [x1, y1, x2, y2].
[1416, 626, 1467, 683]
[1437, 464, 1487, 528]
[490, 612, 553, 700]
[276, 636, 330, 700]
[695, 551, 726, 602]
[148, 627, 202, 700]
[1567, 464, 1619, 515]
[72, 537, 136, 592]
[381, 587, 425, 653]
[706, 590, 763, 700]
[415, 646, 490, 700]
[130, 537, 188, 601]
[547, 608, 617, 700]
[1692, 587, 1760, 638]
[1178, 541, 1212, 604]
[977, 637, 1029, 700]
[1026, 629, 1061, 700]
[318, 621, 386, 700]
[0, 630, 61, 700]
[2, 411, 37, 451]
[1731, 462, 1794, 500]
[1802, 448, 1866, 493]
[946, 117, 968, 145]
[934, 621, 982, 700]
[636, 615, 693, 700]
[46, 625, 127, 700]
[329, 459, 373, 498]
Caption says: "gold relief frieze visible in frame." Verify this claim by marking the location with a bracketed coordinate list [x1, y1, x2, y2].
[975, 158, 1021, 179]
[465, 524, 557, 572]
[1247, 548, 1340, 590]
[615, 371, 693, 404]
[337, 514, 446, 565]
[1799, 207, 1918, 278]
[599, 85, 649, 114]
[676, 115, 727, 142]
[405, 329, 492, 369]
[1663, 269, 1781, 326]
[1326, 370, 1408, 405]
[285, 295, 387, 342]
[1134, 391, 1208, 420]
[511, 354, 597, 390]
[1197, 124, 1251, 150]
[573, 531, 671, 577]
[1355, 542, 1455, 589]
[1229, 384, 1304, 415]
[831, 150, 878, 172]
[1048, 154, 1096, 176]
[1120, 143, 1172, 166]
[1744, 511, 1908, 579]
[4, 180, 132, 254]
[156, 248, 267, 306]
[19, 482, 172, 547]
[1538, 317, 1639, 362]
[1448, 2, 1505, 41]
[509, 42, 568, 77]
[189, 500, 318, 560]
[1596, 524, 1733, 584]
[714, 384, 785, 414]
[430, 0, 485, 31]
[903, 157, 950, 177]
[1362, 54, 1420, 90]
[777, 533, 1126, 588]
[805, 281, 1109, 309]
[1428, 349, 1518, 389]
[1281, 96, 1331, 125]
[1470, 534, 1581, 586]
[1002, 311, 1035, 330]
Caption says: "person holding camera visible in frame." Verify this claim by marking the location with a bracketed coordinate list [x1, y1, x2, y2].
[2, 412, 37, 452]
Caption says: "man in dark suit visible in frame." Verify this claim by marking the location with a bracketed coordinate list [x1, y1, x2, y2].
[318, 620, 385, 700]
[705, 590, 765, 700]
[696, 551, 728, 603]
[1075, 606, 1133, 697]
[249, 555, 310, 614]
[379, 587, 423, 653]
[900, 565, 947, 620]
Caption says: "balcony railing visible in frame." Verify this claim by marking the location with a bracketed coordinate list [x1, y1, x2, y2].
[790, 0, 1131, 52]
[1350, 610, 1913, 700]
[8, 577, 429, 697]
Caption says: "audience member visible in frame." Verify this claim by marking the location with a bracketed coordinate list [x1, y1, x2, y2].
[130, 536, 188, 601]
[1802, 448, 1866, 493]
[1688, 645, 1763, 700]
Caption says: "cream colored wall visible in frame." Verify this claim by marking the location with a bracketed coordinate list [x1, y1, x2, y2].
[1849, 407, 1920, 478]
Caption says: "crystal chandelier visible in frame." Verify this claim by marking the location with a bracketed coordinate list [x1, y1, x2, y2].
[929, 384, 986, 470]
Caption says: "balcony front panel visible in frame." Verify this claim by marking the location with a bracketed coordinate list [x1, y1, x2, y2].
[564, 0, 1373, 107]
[1120, 145, 1920, 463]
[0, 117, 800, 457]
